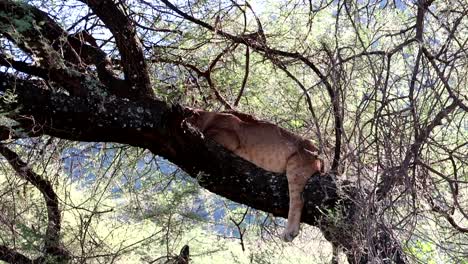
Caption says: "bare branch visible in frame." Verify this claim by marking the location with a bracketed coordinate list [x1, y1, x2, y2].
[429, 197, 468, 233]
[0, 54, 48, 79]
[229, 208, 249, 252]
[377, 102, 458, 198]
[157, 43, 237, 109]
[234, 46, 250, 107]
[422, 47, 468, 112]
[270, 61, 323, 152]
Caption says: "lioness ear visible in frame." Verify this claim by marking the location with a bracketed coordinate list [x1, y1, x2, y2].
[319, 156, 329, 174]
[185, 108, 200, 118]
[182, 108, 200, 130]
[184, 110, 201, 129]
[183, 106, 197, 118]
[191, 111, 200, 119]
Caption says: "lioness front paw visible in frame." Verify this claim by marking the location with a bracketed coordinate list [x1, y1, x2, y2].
[281, 229, 299, 242]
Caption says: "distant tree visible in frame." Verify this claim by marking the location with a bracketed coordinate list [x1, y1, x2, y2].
[0, 0, 466, 263]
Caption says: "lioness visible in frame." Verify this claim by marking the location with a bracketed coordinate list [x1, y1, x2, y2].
[186, 109, 323, 242]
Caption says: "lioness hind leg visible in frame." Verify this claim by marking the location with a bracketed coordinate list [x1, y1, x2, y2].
[282, 177, 303, 242]
[282, 155, 312, 242]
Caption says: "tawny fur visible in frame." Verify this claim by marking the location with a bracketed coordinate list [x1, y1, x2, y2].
[187, 109, 323, 242]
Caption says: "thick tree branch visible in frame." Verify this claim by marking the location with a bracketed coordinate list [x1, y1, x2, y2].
[0, 1, 89, 96]
[0, 245, 33, 264]
[81, 0, 155, 99]
[0, 54, 48, 79]
[0, 144, 69, 261]
[66, 31, 134, 98]
[0, 0, 149, 100]
[0, 0, 77, 66]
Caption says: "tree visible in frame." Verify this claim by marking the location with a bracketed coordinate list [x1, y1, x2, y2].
[0, 0, 466, 263]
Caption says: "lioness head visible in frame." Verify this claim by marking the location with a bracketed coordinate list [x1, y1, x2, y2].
[185, 109, 215, 132]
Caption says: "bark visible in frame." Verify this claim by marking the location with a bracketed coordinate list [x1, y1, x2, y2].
[0, 245, 34, 264]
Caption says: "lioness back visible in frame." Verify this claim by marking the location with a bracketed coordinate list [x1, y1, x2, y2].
[234, 122, 305, 173]
[187, 109, 320, 174]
